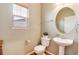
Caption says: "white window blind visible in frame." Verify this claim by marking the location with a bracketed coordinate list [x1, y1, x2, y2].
[12, 4, 29, 29]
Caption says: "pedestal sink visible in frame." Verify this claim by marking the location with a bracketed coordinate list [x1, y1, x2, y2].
[53, 37, 73, 55]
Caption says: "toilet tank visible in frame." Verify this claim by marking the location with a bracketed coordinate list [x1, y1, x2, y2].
[41, 37, 50, 47]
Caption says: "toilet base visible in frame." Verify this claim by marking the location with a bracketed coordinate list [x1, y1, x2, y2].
[27, 50, 54, 55]
[35, 52, 46, 55]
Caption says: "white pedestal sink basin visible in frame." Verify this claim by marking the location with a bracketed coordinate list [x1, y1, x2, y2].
[53, 37, 73, 55]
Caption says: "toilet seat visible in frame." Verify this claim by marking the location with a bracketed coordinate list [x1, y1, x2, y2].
[34, 45, 46, 55]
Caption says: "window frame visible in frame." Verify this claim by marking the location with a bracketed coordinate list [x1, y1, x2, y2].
[12, 3, 29, 29]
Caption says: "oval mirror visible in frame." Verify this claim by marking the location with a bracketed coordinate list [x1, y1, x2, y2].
[56, 7, 76, 34]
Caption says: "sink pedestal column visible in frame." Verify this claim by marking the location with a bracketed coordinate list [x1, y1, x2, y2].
[59, 46, 65, 55]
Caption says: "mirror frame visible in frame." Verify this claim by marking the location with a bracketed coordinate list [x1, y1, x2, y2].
[56, 7, 75, 33]
[52, 4, 78, 35]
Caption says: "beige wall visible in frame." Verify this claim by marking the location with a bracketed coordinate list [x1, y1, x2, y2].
[0, 3, 78, 55]
[42, 3, 78, 55]
[0, 3, 41, 55]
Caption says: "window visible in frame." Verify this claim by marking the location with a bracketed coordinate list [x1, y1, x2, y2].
[12, 4, 29, 29]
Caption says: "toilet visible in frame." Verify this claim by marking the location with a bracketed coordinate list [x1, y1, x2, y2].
[34, 35, 50, 55]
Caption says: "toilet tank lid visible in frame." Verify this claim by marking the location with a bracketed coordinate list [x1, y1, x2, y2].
[41, 38, 51, 40]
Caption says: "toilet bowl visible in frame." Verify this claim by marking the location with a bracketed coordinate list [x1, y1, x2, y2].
[34, 45, 46, 55]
